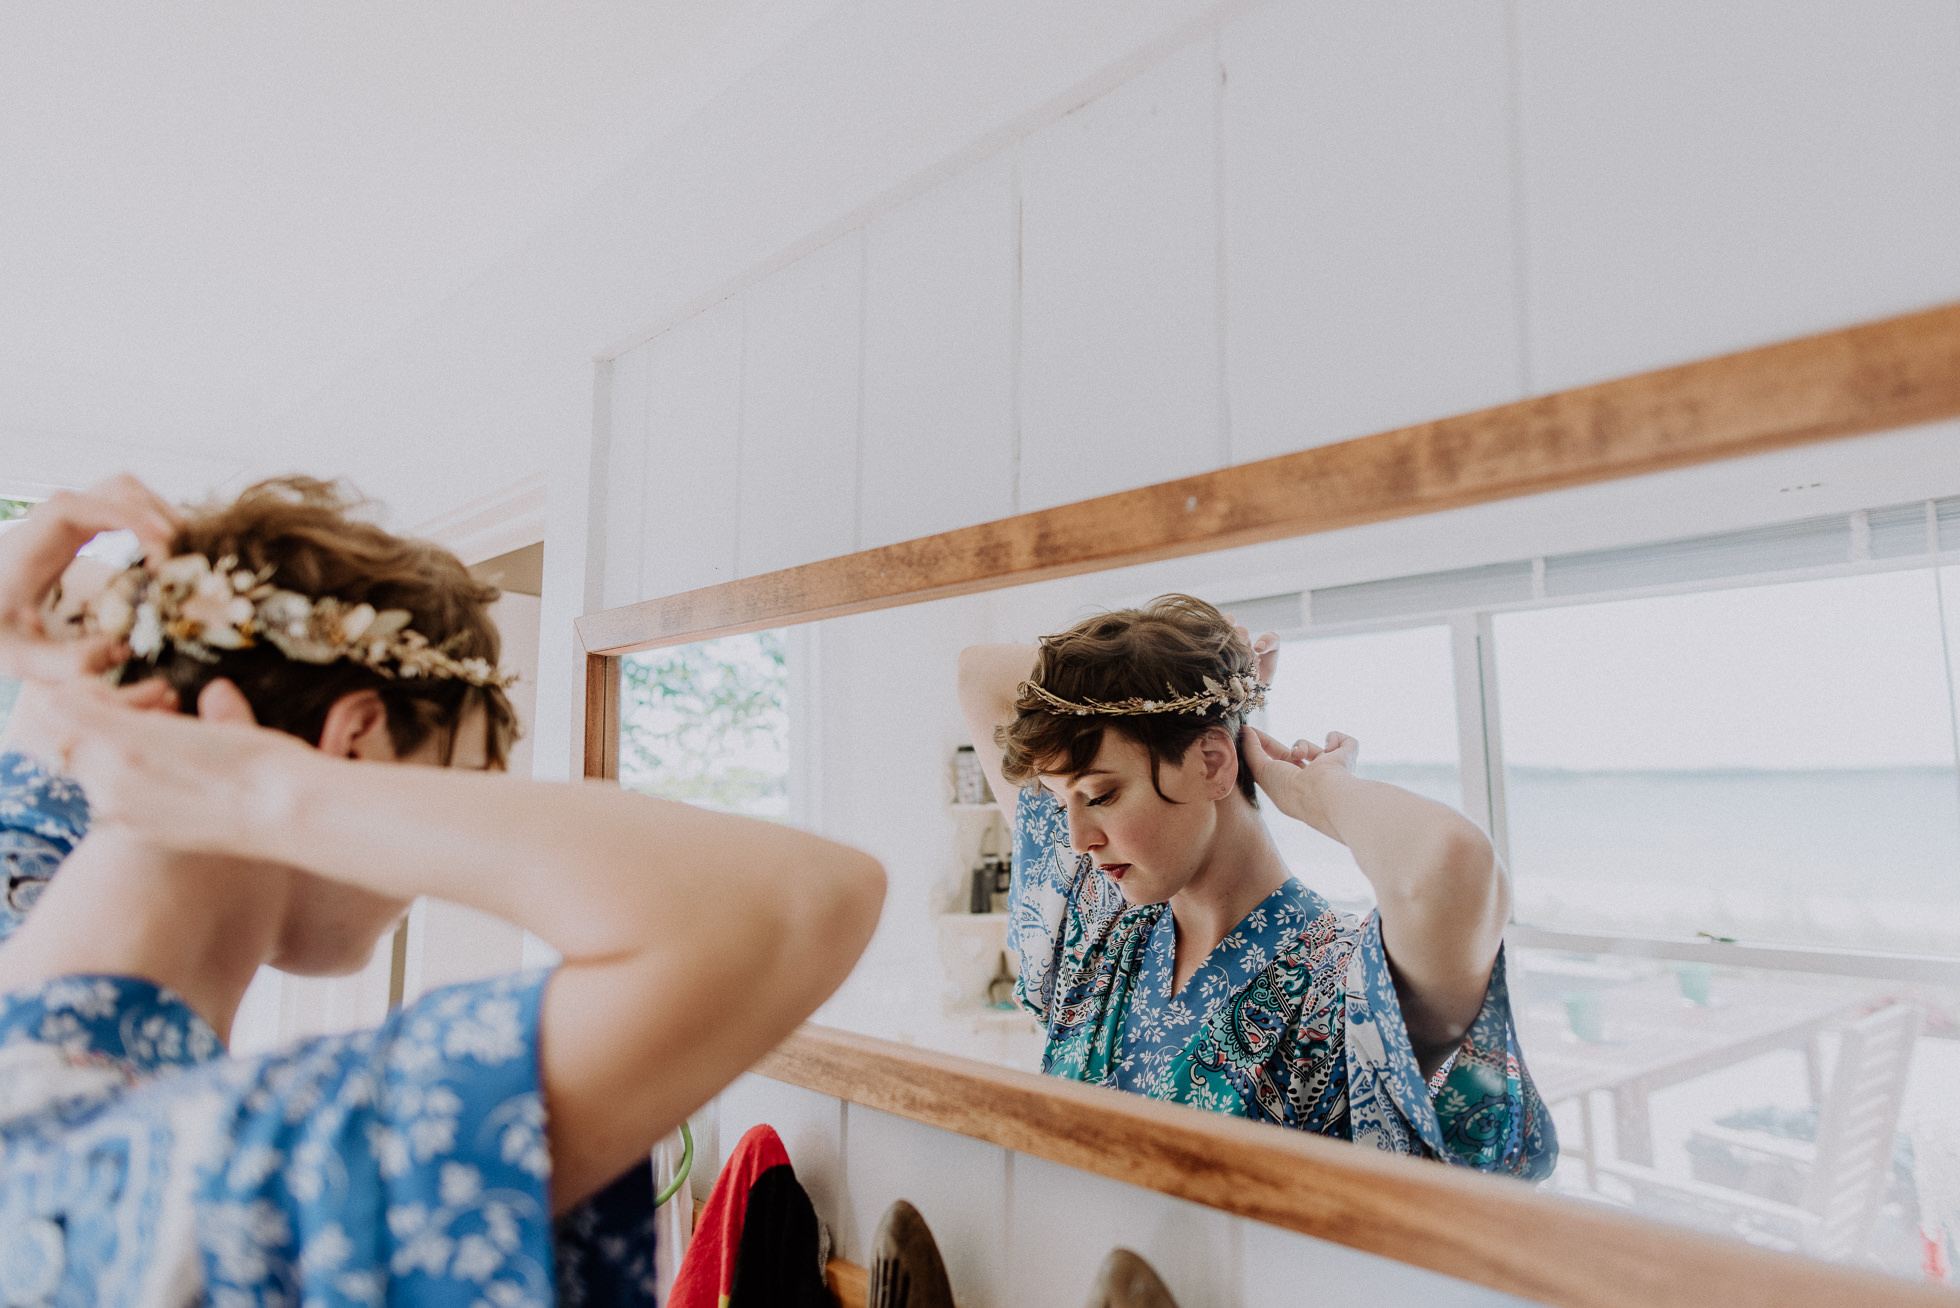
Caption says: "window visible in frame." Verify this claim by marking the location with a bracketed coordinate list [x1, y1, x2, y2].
[1493, 571, 1960, 954]
[1262, 624, 1461, 909]
[619, 630, 791, 819]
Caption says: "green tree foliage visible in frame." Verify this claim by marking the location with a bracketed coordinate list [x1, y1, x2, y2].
[619, 630, 789, 818]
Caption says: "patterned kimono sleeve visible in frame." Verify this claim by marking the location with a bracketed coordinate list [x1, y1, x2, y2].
[0, 752, 90, 944]
[196, 971, 571, 1307]
[1340, 913, 1558, 1181]
[1006, 784, 1091, 1021]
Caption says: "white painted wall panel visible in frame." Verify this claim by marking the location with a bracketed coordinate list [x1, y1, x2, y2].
[641, 297, 744, 597]
[1222, 0, 1522, 462]
[860, 153, 1019, 548]
[1008, 1151, 1237, 1308]
[737, 233, 863, 576]
[1018, 40, 1221, 513]
[1240, 1218, 1534, 1305]
[843, 1106, 1010, 1305]
[1517, 0, 1960, 393]
[601, 346, 649, 609]
[717, 1072, 850, 1238]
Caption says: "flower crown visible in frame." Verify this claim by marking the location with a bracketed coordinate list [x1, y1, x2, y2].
[59, 552, 515, 690]
[1016, 673, 1268, 718]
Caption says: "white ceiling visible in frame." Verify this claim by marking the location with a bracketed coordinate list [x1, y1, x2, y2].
[0, 1, 808, 487]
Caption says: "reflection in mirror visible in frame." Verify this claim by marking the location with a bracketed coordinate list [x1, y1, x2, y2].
[615, 472, 1960, 1281]
[1261, 624, 1463, 911]
[1517, 950, 1956, 1279]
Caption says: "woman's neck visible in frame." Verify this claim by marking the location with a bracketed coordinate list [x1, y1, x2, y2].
[0, 832, 286, 1045]
[1166, 794, 1292, 993]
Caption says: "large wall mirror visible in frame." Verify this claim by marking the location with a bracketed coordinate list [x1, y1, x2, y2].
[581, 304, 1960, 1306]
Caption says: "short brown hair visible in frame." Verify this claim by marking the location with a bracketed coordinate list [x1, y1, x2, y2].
[998, 594, 1257, 803]
[120, 476, 517, 767]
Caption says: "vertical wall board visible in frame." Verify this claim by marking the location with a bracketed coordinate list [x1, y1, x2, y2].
[717, 1073, 849, 1240]
[1221, 0, 1522, 462]
[1239, 1217, 1536, 1306]
[1018, 40, 1221, 514]
[400, 898, 526, 1002]
[807, 600, 976, 1049]
[860, 152, 1019, 549]
[602, 346, 651, 609]
[1007, 1151, 1238, 1308]
[642, 296, 744, 597]
[737, 234, 864, 577]
[1516, 0, 1960, 394]
[842, 1105, 1011, 1306]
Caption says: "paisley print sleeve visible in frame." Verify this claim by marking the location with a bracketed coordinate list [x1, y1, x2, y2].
[0, 752, 91, 944]
[1342, 914, 1558, 1180]
[1006, 784, 1088, 1022]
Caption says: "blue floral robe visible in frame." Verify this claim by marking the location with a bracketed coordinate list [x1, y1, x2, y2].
[1006, 786, 1557, 1180]
[0, 753, 662, 1305]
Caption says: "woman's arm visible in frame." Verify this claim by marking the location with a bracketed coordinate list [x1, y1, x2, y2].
[957, 643, 1036, 806]
[48, 682, 886, 1212]
[1242, 727, 1507, 1077]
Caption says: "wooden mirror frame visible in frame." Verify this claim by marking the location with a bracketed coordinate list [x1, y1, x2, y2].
[578, 302, 1960, 1308]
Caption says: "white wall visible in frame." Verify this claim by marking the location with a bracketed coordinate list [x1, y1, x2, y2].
[249, 0, 1960, 1301]
[696, 1071, 1530, 1308]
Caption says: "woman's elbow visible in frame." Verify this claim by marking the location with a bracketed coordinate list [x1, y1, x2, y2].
[822, 850, 887, 957]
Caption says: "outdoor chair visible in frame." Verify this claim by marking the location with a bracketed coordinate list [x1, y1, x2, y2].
[1597, 1001, 1922, 1264]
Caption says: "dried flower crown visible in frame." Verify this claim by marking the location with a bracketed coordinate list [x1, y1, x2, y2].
[55, 552, 515, 689]
[1017, 673, 1268, 718]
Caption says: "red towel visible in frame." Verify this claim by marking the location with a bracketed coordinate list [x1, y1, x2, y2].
[668, 1124, 829, 1308]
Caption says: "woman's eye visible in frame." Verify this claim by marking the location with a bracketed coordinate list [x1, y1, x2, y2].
[1085, 791, 1114, 808]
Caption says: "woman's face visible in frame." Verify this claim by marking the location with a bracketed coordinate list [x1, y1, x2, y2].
[269, 701, 494, 975]
[1037, 728, 1234, 906]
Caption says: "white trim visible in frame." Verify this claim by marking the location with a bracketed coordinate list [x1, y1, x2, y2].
[414, 471, 547, 566]
[1506, 925, 1960, 986]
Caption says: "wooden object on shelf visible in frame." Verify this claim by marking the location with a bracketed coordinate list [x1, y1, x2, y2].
[756, 1024, 1946, 1308]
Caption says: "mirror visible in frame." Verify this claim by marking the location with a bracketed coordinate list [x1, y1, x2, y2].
[587, 304, 1960, 1296]
[614, 452, 1960, 1281]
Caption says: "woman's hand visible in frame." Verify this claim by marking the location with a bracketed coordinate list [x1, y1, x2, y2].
[34, 676, 310, 859]
[0, 475, 179, 681]
[1222, 615, 1280, 686]
[1241, 725, 1357, 839]
[1246, 723, 1506, 1075]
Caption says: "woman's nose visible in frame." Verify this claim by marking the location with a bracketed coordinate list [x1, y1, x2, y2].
[1066, 809, 1102, 855]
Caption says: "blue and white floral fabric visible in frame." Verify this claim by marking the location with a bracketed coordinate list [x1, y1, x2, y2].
[0, 752, 664, 1304]
[1005, 784, 1556, 1180]
[0, 752, 89, 944]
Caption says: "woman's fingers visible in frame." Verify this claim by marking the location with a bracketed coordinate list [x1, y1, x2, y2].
[196, 678, 258, 725]
[0, 474, 179, 681]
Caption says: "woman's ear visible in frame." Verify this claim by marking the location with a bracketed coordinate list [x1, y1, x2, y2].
[317, 689, 394, 760]
[1197, 726, 1240, 800]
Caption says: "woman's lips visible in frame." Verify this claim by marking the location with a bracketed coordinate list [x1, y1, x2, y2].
[1099, 863, 1130, 881]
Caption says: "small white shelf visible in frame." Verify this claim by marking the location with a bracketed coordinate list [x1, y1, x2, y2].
[945, 1001, 1037, 1028]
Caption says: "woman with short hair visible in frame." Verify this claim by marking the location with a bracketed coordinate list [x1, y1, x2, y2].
[959, 594, 1552, 1178]
[0, 475, 885, 1304]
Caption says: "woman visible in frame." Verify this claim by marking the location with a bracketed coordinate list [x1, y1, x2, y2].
[958, 595, 1552, 1178]
[0, 475, 885, 1303]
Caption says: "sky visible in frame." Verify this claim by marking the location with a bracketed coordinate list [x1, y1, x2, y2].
[1263, 566, 1960, 772]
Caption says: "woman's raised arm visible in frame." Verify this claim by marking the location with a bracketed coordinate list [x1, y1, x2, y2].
[957, 643, 1036, 807]
[48, 681, 886, 1212]
[1241, 726, 1508, 1078]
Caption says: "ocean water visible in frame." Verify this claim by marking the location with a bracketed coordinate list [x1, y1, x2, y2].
[1269, 762, 1960, 953]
